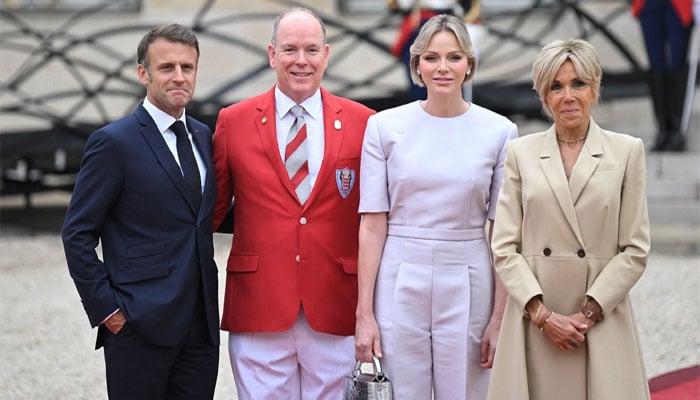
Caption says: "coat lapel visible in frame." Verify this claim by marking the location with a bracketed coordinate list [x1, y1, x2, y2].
[307, 88, 343, 208]
[569, 118, 603, 204]
[255, 88, 300, 202]
[135, 106, 196, 213]
[539, 125, 585, 246]
[188, 117, 214, 218]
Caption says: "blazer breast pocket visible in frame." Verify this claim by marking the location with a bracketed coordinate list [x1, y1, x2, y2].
[589, 162, 622, 185]
[335, 157, 360, 170]
[595, 162, 619, 172]
[334, 158, 360, 200]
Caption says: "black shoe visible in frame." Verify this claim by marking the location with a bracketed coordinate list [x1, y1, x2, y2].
[652, 131, 669, 152]
[664, 132, 686, 152]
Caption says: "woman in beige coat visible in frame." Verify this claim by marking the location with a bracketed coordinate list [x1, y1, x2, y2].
[487, 39, 651, 400]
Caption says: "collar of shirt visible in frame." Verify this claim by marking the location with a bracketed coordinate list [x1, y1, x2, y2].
[274, 87, 322, 122]
[142, 97, 188, 135]
[273, 87, 324, 190]
[142, 97, 206, 189]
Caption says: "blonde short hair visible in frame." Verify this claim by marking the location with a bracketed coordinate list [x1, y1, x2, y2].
[532, 39, 602, 117]
[409, 14, 477, 87]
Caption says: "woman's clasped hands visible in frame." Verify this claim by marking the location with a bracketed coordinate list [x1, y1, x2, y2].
[527, 297, 600, 352]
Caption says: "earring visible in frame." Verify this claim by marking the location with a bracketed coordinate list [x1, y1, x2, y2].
[416, 69, 421, 76]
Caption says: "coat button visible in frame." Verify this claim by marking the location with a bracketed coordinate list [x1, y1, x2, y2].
[577, 249, 586, 258]
[295, 255, 300, 262]
[299, 217, 307, 224]
[543, 248, 551, 256]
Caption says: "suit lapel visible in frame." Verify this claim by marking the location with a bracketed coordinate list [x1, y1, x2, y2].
[188, 117, 214, 217]
[307, 88, 343, 208]
[569, 118, 603, 204]
[539, 126, 585, 246]
[135, 106, 196, 214]
[255, 88, 301, 202]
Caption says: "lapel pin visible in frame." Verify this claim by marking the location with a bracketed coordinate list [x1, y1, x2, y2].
[334, 120, 341, 130]
[262, 117, 268, 124]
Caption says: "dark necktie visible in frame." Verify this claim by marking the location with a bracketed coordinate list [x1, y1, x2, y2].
[171, 121, 202, 212]
[285, 105, 310, 203]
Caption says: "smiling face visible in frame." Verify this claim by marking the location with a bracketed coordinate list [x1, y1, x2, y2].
[545, 60, 595, 137]
[138, 38, 198, 119]
[268, 11, 329, 104]
[417, 31, 469, 99]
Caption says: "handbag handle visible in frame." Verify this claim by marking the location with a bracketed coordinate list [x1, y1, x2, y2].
[353, 355, 389, 382]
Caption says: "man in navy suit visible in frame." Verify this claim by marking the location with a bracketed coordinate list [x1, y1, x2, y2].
[61, 23, 219, 399]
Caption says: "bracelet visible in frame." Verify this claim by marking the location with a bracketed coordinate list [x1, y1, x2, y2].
[534, 303, 544, 322]
[539, 311, 554, 331]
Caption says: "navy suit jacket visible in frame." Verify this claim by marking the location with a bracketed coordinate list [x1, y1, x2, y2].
[62, 104, 219, 348]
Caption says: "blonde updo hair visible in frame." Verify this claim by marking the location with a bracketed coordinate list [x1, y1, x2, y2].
[532, 38, 602, 118]
[409, 14, 477, 87]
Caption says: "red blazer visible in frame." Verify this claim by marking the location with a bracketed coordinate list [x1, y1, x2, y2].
[213, 87, 375, 335]
[632, 0, 693, 26]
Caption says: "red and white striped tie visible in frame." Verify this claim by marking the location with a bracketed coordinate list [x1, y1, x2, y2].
[285, 105, 310, 203]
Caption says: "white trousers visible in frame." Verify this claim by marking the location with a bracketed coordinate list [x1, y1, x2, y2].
[228, 310, 355, 400]
[376, 235, 493, 400]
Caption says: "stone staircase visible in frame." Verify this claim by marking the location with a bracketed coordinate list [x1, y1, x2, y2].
[646, 152, 700, 255]
[647, 152, 700, 225]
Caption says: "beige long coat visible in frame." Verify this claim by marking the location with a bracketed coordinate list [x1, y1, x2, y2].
[487, 119, 651, 400]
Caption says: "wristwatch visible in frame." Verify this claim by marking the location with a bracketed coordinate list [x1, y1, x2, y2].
[580, 302, 603, 322]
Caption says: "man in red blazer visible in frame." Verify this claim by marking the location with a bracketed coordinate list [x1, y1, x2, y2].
[212, 7, 375, 400]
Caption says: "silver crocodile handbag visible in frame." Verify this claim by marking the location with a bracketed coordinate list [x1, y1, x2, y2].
[342, 356, 394, 400]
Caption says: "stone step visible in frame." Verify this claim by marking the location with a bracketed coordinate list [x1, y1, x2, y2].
[648, 203, 700, 225]
[645, 152, 700, 227]
[647, 179, 699, 202]
[650, 224, 700, 255]
[646, 153, 700, 179]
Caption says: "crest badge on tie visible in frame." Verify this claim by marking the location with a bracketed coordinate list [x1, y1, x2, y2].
[335, 167, 355, 199]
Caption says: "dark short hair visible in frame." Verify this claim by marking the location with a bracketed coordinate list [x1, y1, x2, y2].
[137, 23, 199, 69]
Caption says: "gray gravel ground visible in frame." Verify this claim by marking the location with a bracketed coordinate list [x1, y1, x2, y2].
[0, 201, 698, 399]
[0, 232, 238, 399]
